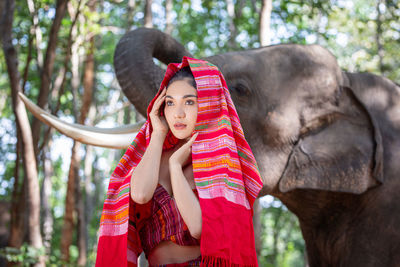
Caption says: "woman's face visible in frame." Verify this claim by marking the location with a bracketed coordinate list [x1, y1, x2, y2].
[164, 79, 198, 140]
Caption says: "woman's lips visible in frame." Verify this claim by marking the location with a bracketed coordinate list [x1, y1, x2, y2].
[174, 123, 187, 130]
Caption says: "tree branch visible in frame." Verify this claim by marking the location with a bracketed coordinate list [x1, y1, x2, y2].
[38, 0, 83, 153]
[26, 0, 44, 70]
[31, 0, 69, 157]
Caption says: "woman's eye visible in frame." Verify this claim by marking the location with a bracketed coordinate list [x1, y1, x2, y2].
[166, 101, 173, 106]
[186, 100, 195, 105]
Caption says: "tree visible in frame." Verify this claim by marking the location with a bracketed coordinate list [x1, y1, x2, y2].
[1, 0, 44, 265]
[144, 0, 153, 28]
[31, 0, 68, 158]
[260, 0, 272, 46]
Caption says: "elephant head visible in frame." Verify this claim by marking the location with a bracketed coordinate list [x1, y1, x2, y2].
[113, 28, 384, 198]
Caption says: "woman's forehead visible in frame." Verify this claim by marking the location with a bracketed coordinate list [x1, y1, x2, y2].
[166, 80, 197, 96]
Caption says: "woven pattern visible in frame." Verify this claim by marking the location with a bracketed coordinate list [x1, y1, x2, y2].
[190, 63, 261, 210]
[152, 255, 202, 267]
[96, 57, 263, 267]
[139, 185, 200, 256]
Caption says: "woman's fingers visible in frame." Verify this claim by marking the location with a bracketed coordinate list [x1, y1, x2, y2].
[186, 132, 199, 147]
[151, 88, 166, 115]
[153, 96, 165, 113]
[169, 133, 198, 166]
[149, 89, 169, 135]
[154, 89, 166, 107]
[155, 88, 166, 104]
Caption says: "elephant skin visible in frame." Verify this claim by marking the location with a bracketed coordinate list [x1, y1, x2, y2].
[114, 28, 400, 267]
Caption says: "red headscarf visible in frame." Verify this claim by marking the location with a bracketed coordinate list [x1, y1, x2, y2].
[96, 57, 263, 266]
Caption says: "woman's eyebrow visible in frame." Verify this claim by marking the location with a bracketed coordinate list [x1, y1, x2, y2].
[183, 94, 198, 98]
[165, 94, 198, 99]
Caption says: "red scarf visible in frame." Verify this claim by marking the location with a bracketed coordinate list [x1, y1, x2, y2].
[96, 57, 263, 266]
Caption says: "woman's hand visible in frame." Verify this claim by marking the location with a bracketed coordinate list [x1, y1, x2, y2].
[149, 88, 169, 137]
[169, 132, 199, 167]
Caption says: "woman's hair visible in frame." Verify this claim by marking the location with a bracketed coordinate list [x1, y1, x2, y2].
[167, 66, 197, 89]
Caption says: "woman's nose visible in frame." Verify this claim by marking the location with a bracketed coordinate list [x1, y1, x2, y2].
[174, 106, 185, 118]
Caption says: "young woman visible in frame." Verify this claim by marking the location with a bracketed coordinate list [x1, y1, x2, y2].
[130, 67, 202, 266]
[96, 57, 263, 267]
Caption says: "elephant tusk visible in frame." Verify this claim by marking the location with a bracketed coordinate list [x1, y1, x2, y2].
[18, 92, 145, 149]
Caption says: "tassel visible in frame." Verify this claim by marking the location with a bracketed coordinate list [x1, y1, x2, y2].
[200, 255, 258, 267]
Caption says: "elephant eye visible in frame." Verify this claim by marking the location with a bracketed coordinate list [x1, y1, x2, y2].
[230, 83, 250, 96]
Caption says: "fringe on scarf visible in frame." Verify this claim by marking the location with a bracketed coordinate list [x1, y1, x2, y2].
[200, 255, 258, 267]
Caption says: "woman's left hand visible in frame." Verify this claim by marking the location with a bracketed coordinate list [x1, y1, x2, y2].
[169, 132, 199, 167]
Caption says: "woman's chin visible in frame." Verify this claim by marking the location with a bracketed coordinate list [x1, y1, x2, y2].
[172, 132, 190, 140]
[171, 131, 192, 140]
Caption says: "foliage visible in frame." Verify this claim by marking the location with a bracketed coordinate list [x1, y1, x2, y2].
[0, 243, 78, 266]
[259, 197, 305, 267]
[0, 244, 45, 266]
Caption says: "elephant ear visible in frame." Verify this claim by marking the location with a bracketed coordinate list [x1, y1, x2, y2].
[279, 86, 383, 194]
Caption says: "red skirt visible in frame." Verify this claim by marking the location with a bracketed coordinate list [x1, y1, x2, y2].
[150, 255, 201, 267]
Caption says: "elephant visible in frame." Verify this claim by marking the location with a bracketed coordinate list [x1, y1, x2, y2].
[113, 28, 400, 267]
[24, 28, 400, 266]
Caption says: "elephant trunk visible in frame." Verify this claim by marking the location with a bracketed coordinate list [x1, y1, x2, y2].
[114, 28, 193, 116]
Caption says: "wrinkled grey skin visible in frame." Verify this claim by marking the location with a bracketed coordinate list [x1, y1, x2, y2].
[115, 28, 400, 266]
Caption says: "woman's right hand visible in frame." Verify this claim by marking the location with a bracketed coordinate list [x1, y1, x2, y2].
[149, 88, 169, 137]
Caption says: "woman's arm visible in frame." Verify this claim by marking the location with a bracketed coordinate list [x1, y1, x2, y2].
[168, 133, 202, 238]
[131, 88, 168, 204]
[169, 163, 202, 239]
[130, 132, 165, 204]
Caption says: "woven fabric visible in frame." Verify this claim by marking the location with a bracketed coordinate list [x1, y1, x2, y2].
[139, 185, 200, 257]
[95, 57, 263, 267]
[151, 255, 202, 267]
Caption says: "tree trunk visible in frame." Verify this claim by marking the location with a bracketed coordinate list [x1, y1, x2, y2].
[21, 32, 33, 92]
[39, 0, 81, 153]
[90, 155, 106, 261]
[60, 5, 83, 261]
[250, 0, 260, 14]
[226, 0, 237, 50]
[126, 0, 136, 30]
[26, 0, 44, 69]
[82, 106, 97, 242]
[271, 207, 282, 266]
[31, 0, 68, 158]
[2, 0, 44, 265]
[376, 0, 384, 74]
[61, 2, 95, 263]
[259, 0, 272, 46]
[80, 31, 95, 124]
[165, 0, 173, 35]
[76, 165, 86, 266]
[61, 141, 80, 263]
[252, 199, 262, 264]
[77, 2, 96, 263]
[144, 0, 153, 28]
[40, 145, 54, 255]
[7, 127, 27, 250]
[84, 143, 94, 225]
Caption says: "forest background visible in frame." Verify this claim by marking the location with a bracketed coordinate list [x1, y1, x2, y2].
[0, 0, 399, 266]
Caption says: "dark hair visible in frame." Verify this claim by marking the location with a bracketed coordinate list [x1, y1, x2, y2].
[167, 66, 197, 89]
